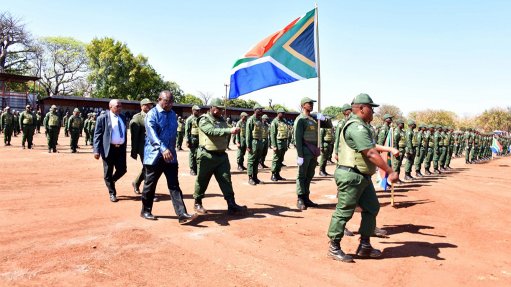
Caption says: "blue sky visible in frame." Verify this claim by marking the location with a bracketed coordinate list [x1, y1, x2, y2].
[5, 0, 511, 116]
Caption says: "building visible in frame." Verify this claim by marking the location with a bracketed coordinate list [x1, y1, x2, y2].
[0, 72, 40, 111]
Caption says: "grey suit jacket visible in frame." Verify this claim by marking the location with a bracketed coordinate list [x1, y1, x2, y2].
[93, 111, 127, 159]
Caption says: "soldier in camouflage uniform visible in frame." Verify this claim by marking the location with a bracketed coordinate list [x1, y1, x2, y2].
[392, 119, 405, 182]
[270, 108, 288, 181]
[432, 125, 443, 174]
[87, 113, 96, 146]
[63, 111, 70, 137]
[1, 107, 14, 145]
[259, 114, 270, 169]
[176, 116, 185, 150]
[464, 128, 474, 164]
[319, 117, 334, 176]
[444, 127, 455, 169]
[13, 110, 20, 137]
[413, 124, 425, 177]
[185, 105, 201, 176]
[19, 105, 36, 149]
[404, 120, 417, 180]
[67, 108, 84, 153]
[246, 104, 264, 185]
[438, 126, 449, 170]
[43, 105, 61, 153]
[36, 111, 42, 134]
[377, 114, 393, 146]
[235, 112, 248, 171]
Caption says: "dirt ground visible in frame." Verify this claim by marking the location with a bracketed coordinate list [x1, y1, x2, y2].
[1, 129, 510, 287]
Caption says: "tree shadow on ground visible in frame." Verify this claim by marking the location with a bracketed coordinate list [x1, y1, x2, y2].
[381, 223, 445, 237]
[156, 203, 303, 227]
[380, 241, 457, 260]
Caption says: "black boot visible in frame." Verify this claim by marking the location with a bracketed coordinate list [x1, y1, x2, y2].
[276, 172, 286, 180]
[415, 170, 423, 177]
[434, 169, 441, 174]
[248, 176, 257, 185]
[297, 196, 307, 210]
[356, 236, 382, 258]
[271, 173, 278, 181]
[226, 197, 247, 215]
[194, 199, 208, 214]
[253, 177, 261, 184]
[303, 195, 319, 207]
[237, 164, 244, 171]
[190, 169, 197, 176]
[328, 240, 354, 263]
[424, 169, 432, 175]
[170, 188, 198, 225]
[404, 172, 412, 181]
[319, 168, 328, 176]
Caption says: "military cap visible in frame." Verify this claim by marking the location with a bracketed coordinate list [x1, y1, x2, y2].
[419, 124, 425, 128]
[140, 98, 152, 106]
[341, 104, 352, 112]
[277, 108, 286, 113]
[351, 93, 379, 107]
[73, 108, 80, 113]
[395, 119, 404, 125]
[407, 119, 416, 125]
[427, 124, 434, 129]
[192, 105, 201, 111]
[26, 105, 31, 109]
[253, 103, 263, 110]
[210, 98, 225, 108]
[240, 112, 248, 117]
[262, 114, 268, 119]
[300, 97, 316, 105]
[383, 114, 393, 120]
[50, 105, 57, 110]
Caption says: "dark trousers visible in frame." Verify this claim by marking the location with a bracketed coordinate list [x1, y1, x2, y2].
[102, 145, 127, 195]
[141, 158, 188, 216]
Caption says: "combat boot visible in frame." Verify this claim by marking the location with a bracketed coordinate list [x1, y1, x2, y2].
[276, 172, 286, 181]
[433, 169, 441, 174]
[226, 197, 247, 215]
[271, 173, 278, 181]
[237, 164, 244, 171]
[297, 196, 307, 210]
[248, 176, 257, 186]
[194, 199, 208, 214]
[424, 169, 432, 175]
[319, 168, 328, 176]
[328, 240, 354, 263]
[356, 236, 382, 258]
[404, 172, 413, 181]
[415, 170, 423, 177]
[253, 177, 261, 184]
[190, 169, 197, 176]
[303, 195, 319, 208]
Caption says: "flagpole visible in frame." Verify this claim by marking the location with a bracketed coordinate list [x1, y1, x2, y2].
[224, 83, 229, 118]
[314, 4, 321, 148]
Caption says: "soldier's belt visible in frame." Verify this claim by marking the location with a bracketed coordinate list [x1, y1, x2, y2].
[199, 146, 225, 154]
[337, 165, 371, 178]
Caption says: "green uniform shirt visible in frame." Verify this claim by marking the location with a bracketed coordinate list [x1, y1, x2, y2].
[129, 111, 147, 157]
[293, 113, 318, 157]
[343, 114, 375, 152]
[377, 124, 390, 145]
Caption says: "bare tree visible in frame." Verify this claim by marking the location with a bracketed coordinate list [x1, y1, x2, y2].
[198, 90, 213, 105]
[0, 12, 35, 74]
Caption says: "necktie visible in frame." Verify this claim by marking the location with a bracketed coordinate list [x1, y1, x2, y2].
[118, 120, 124, 138]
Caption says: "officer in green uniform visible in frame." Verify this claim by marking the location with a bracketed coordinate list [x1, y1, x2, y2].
[1, 107, 14, 145]
[319, 117, 334, 176]
[67, 108, 83, 153]
[377, 114, 393, 145]
[445, 127, 454, 169]
[63, 111, 70, 137]
[333, 104, 352, 162]
[19, 105, 36, 149]
[327, 93, 399, 263]
[414, 124, 426, 177]
[423, 125, 435, 174]
[270, 108, 288, 181]
[36, 111, 42, 134]
[471, 130, 480, 163]
[294, 97, 320, 210]
[246, 104, 264, 185]
[43, 105, 61, 153]
[464, 128, 473, 164]
[13, 110, 20, 137]
[185, 105, 201, 176]
[193, 98, 247, 215]
[259, 114, 270, 169]
[130, 99, 153, 194]
[235, 112, 248, 171]
[87, 113, 96, 146]
[404, 120, 417, 180]
[176, 116, 185, 150]
[432, 125, 443, 174]
[392, 119, 405, 182]
[438, 126, 448, 170]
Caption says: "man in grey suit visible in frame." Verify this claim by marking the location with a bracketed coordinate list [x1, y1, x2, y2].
[93, 99, 128, 202]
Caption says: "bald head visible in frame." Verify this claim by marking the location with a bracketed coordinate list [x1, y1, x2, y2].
[109, 99, 122, 115]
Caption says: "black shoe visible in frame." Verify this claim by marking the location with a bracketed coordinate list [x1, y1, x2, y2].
[319, 170, 328, 176]
[248, 177, 257, 185]
[297, 198, 307, 210]
[404, 173, 413, 181]
[178, 213, 198, 225]
[194, 200, 208, 214]
[140, 211, 156, 220]
[52, 148, 57, 153]
[328, 241, 354, 263]
[237, 165, 243, 171]
[276, 173, 286, 180]
[424, 169, 432, 175]
[242, 165, 247, 171]
[281, 163, 287, 167]
[356, 241, 382, 258]
[190, 169, 197, 176]
[258, 163, 264, 169]
[304, 197, 319, 208]
[109, 194, 118, 202]
[253, 177, 261, 184]
[344, 228, 354, 236]
[415, 171, 423, 177]
[261, 163, 269, 168]
[48, 149, 52, 153]
[227, 198, 247, 215]
[132, 182, 140, 194]
[271, 173, 278, 181]
[434, 169, 441, 174]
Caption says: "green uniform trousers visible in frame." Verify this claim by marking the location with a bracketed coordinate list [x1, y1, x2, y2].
[271, 140, 288, 173]
[445, 145, 454, 167]
[327, 168, 380, 242]
[424, 147, 434, 170]
[70, 128, 80, 151]
[392, 148, 405, 173]
[3, 126, 13, 144]
[259, 138, 269, 166]
[247, 139, 263, 178]
[236, 139, 247, 166]
[21, 126, 35, 147]
[470, 146, 479, 162]
[134, 156, 145, 190]
[433, 147, 441, 169]
[46, 126, 59, 150]
[176, 132, 184, 148]
[296, 155, 317, 196]
[439, 146, 447, 167]
[188, 136, 199, 173]
[193, 148, 235, 200]
[465, 146, 472, 162]
[319, 141, 332, 170]
[405, 147, 416, 173]
[414, 147, 425, 172]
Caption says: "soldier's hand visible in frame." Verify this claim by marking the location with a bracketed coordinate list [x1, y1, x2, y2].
[388, 171, 399, 183]
[162, 149, 173, 163]
[391, 148, 400, 157]
[231, 127, 240, 134]
[94, 153, 100, 160]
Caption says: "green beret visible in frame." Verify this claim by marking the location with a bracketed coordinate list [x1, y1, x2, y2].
[300, 97, 316, 105]
[395, 119, 404, 125]
[351, 93, 379, 107]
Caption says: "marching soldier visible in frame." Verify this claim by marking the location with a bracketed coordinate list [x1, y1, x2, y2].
[464, 128, 473, 164]
[333, 104, 352, 162]
[67, 108, 84, 153]
[235, 112, 248, 171]
[130, 99, 153, 195]
[43, 105, 61, 153]
[185, 105, 201, 176]
[319, 117, 334, 176]
[193, 98, 247, 215]
[1, 107, 14, 145]
[246, 104, 264, 185]
[270, 108, 288, 181]
[392, 119, 405, 182]
[294, 97, 320, 210]
[259, 114, 270, 169]
[19, 105, 36, 149]
[404, 120, 417, 180]
[176, 116, 185, 150]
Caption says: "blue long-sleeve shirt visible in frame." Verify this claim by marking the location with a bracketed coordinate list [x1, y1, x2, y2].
[143, 104, 178, 165]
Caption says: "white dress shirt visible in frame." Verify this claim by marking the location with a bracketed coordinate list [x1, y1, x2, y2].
[109, 111, 125, 145]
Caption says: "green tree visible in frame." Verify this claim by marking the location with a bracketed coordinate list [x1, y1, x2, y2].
[178, 93, 202, 105]
[407, 109, 456, 127]
[226, 98, 262, 109]
[34, 37, 88, 96]
[86, 37, 174, 100]
[322, 106, 343, 119]
[476, 108, 511, 132]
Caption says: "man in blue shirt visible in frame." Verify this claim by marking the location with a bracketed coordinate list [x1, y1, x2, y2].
[140, 90, 198, 224]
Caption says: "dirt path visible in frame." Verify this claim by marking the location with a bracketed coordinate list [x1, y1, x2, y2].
[1, 131, 510, 286]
